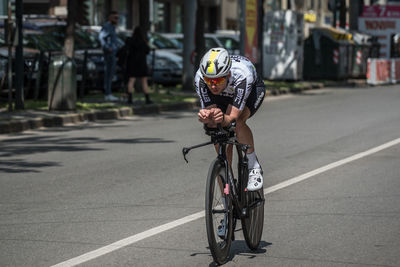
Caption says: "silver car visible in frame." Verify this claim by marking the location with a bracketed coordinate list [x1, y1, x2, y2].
[117, 30, 183, 86]
[160, 32, 240, 55]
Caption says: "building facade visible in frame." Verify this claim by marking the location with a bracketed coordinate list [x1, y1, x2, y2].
[18, 0, 239, 33]
[13, 0, 400, 36]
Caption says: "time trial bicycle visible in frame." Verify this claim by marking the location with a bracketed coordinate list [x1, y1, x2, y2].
[182, 123, 265, 264]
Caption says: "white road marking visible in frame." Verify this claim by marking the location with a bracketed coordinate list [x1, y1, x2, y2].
[52, 137, 400, 267]
[264, 137, 400, 195]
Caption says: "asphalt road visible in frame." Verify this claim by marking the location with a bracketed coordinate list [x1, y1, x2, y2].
[1, 85, 400, 267]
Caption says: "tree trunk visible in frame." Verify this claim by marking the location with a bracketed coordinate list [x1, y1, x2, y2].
[15, 0, 24, 110]
[182, 0, 197, 91]
[195, 0, 205, 70]
[64, 0, 77, 58]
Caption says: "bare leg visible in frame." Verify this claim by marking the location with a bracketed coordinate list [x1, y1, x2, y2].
[141, 77, 150, 94]
[127, 77, 136, 94]
[126, 77, 136, 103]
[229, 107, 254, 154]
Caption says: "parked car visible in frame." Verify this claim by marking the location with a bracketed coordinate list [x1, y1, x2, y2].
[1, 20, 102, 97]
[147, 48, 182, 86]
[0, 45, 42, 99]
[24, 20, 107, 92]
[25, 32, 99, 97]
[0, 33, 5, 45]
[212, 31, 240, 55]
[0, 28, 45, 99]
[116, 30, 183, 86]
[160, 32, 240, 55]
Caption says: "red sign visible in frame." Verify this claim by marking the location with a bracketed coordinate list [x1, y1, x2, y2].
[364, 20, 396, 30]
[359, 5, 400, 58]
[361, 5, 400, 18]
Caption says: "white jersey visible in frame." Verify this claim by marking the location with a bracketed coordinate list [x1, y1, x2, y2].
[195, 55, 258, 110]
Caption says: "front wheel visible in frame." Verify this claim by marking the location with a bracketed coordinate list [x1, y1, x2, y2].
[205, 159, 233, 265]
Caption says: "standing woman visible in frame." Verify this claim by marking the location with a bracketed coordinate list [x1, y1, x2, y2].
[126, 26, 153, 104]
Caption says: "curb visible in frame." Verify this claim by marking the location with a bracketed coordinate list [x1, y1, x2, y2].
[268, 82, 325, 95]
[323, 79, 368, 88]
[0, 101, 199, 134]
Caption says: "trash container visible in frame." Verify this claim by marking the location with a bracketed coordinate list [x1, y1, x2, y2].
[48, 55, 77, 110]
[303, 27, 354, 80]
[369, 36, 380, 58]
[350, 32, 372, 78]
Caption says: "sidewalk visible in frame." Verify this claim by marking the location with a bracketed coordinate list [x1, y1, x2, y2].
[0, 79, 368, 135]
[0, 99, 199, 134]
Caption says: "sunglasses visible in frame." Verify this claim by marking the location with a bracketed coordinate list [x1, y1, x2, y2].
[204, 76, 227, 86]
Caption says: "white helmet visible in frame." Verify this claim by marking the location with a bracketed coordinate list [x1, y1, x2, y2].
[200, 47, 231, 78]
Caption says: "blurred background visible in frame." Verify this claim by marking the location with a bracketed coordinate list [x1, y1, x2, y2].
[1, 0, 400, 109]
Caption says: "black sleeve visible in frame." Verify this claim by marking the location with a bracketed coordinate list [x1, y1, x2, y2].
[198, 79, 213, 107]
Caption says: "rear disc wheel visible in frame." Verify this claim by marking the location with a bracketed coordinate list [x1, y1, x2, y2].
[241, 186, 264, 250]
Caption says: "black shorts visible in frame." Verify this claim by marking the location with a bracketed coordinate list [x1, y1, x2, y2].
[212, 76, 266, 117]
[245, 76, 266, 117]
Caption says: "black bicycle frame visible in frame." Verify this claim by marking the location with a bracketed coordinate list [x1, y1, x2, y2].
[182, 132, 252, 219]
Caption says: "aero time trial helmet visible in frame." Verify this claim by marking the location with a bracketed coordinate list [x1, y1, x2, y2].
[200, 47, 232, 78]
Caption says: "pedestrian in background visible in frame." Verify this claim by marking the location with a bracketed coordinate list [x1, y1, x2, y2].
[99, 11, 120, 101]
[125, 26, 153, 104]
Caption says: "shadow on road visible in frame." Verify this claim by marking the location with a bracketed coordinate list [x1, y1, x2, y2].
[0, 130, 174, 173]
[0, 159, 61, 173]
[105, 138, 174, 144]
[191, 240, 271, 266]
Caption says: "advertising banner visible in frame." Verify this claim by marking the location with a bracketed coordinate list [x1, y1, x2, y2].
[244, 0, 258, 63]
[359, 5, 400, 58]
[263, 10, 304, 80]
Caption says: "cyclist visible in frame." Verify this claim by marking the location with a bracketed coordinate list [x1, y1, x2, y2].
[194, 47, 266, 192]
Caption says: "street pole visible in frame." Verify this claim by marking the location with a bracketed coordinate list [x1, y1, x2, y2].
[257, 0, 263, 77]
[332, 1, 337, 27]
[239, 0, 245, 55]
[7, 0, 13, 112]
[182, 0, 196, 91]
[339, 0, 346, 29]
[149, 0, 154, 32]
[15, 0, 24, 110]
[349, 0, 361, 30]
[194, 0, 205, 70]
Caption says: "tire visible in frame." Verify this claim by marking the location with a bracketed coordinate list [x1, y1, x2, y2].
[205, 159, 233, 265]
[241, 168, 265, 250]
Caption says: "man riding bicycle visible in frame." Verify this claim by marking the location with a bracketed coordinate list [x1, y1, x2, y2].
[194, 47, 266, 191]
